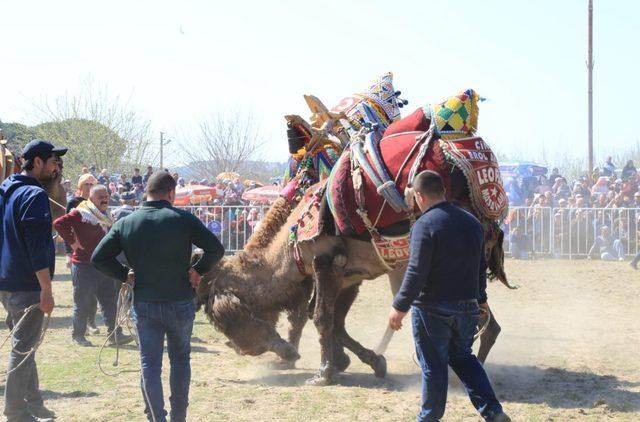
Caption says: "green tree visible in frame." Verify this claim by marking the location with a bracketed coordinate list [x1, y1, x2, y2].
[0, 121, 35, 153]
[29, 79, 157, 181]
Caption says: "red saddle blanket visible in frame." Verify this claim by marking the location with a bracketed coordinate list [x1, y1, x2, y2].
[325, 131, 507, 235]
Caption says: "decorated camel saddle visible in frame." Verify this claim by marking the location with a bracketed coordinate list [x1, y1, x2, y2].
[282, 73, 407, 203]
[291, 89, 508, 270]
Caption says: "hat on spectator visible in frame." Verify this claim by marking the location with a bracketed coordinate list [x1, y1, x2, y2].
[121, 191, 136, 201]
[21, 139, 67, 160]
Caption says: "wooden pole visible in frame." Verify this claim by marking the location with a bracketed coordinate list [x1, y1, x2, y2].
[587, 0, 594, 175]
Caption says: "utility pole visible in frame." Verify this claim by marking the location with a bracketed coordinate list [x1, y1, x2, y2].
[587, 0, 594, 175]
[159, 132, 172, 170]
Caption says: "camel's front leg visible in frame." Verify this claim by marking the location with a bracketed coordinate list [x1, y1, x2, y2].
[333, 284, 387, 377]
[287, 277, 313, 351]
[271, 278, 313, 370]
[307, 254, 342, 386]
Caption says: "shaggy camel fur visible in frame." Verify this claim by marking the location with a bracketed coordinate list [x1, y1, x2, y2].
[198, 172, 509, 385]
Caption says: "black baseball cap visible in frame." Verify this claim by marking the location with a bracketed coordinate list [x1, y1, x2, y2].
[120, 191, 136, 201]
[21, 139, 68, 160]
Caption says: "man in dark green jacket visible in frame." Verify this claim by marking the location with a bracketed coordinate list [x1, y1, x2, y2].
[91, 172, 224, 422]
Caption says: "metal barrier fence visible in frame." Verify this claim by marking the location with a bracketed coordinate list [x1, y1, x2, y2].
[108, 205, 270, 253]
[103, 204, 640, 259]
[504, 207, 640, 259]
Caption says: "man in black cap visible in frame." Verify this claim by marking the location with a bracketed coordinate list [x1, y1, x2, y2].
[92, 171, 225, 422]
[0, 139, 67, 421]
[110, 191, 137, 222]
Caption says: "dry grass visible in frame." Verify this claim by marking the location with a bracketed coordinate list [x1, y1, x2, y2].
[1, 258, 639, 421]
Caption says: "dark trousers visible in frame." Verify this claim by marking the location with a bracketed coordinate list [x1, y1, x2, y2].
[132, 300, 195, 422]
[71, 263, 118, 339]
[0, 291, 44, 421]
[412, 301, 503, 421]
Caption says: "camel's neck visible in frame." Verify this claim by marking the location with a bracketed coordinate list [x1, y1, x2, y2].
[212, 223, 307, 308]
[41, 177, 68, 220]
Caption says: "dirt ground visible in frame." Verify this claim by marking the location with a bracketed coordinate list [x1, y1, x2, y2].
[1, 258, 639, 421]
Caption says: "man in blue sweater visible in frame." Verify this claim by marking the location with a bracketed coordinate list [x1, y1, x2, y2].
[0, 139, 67, 422]
[388, 170, 509, 422]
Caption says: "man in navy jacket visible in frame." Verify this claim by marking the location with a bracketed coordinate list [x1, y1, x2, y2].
[0, 139, 66, 421]
[388, 170, 509, 422]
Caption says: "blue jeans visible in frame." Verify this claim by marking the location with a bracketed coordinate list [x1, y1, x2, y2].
[0, 291, 44, 421]
[412, 301, 503, 421]
[132, 300, 195, 422]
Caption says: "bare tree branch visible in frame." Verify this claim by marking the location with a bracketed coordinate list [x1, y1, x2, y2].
[183, 111, 265, 180]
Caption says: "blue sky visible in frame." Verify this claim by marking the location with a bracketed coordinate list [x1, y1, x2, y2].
[1, 0, 638, 168]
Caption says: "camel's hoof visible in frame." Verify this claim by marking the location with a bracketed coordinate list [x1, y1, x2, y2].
[272, 340, 300, 362]
[373, 354, 387, 378]
[306, 365, 334, 386]
[269, 359, 297, 370]
[334, 352, 351, 373]
[306, 375, 333, 386]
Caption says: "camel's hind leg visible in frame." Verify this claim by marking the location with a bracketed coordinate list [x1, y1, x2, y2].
[307, 254, 342, 386]
[477, 307, 501, 363]
[333, 283, 387, 378]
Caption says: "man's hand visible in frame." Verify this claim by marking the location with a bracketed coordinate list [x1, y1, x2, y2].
[388, 308, 407, 331]
[71, 240, 84, 252]
[479, 302, 490, 315]
[188, 268, 202, 289]
[39, 288, 54, 314]
[126, 270, 135, 287]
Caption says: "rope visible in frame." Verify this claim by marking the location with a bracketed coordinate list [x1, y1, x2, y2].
[98, 283, 158, 422]
[48, 197, 67, 212]
[410, 309, 492, 368]
[0, 304, 50, 377]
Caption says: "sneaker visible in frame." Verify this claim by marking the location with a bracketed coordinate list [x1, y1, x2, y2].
[108, 333, 134, 346]
[72, 337, 93, 347]
[487, 412, 512, 422]
[26, 404, 56, 419]
[87, 323, 100, 335]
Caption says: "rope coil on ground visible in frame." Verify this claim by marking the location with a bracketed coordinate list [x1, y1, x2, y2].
[0, 304, 50, 377]
[97, 283, 139, 376]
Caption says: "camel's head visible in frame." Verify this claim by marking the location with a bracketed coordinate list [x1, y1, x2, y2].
[195, 255, 269, 354]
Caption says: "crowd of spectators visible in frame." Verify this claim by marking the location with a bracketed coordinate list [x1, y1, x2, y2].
[59, 165, 268, 251]
[503, 157, 640, 262]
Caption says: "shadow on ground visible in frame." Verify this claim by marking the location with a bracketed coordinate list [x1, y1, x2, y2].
[0, 387, 98, 400]
[483, 363, 640, 412]
[242, 361, 640, 412]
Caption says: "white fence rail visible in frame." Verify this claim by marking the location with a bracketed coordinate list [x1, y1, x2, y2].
[102, 204, 640, 259]
[106, 205, 270, 254]
[504, 207, 640, 259]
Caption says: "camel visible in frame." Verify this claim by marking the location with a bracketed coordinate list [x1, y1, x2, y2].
[197, 167, 510, 386]
[198, 87, 511, 385]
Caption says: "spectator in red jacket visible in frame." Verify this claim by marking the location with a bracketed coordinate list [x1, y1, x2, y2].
[54, 185, 133, 347]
